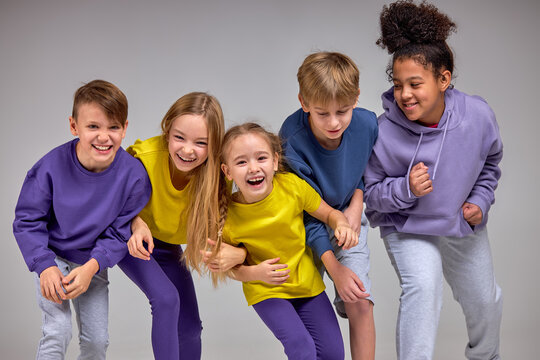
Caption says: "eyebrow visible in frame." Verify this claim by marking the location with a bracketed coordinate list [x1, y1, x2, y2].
[393, 75, 424, 82]
[232, 150, 270, 162]
[171, 128, 208, 141]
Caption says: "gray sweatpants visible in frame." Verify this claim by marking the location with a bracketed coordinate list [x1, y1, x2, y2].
[384, 227, 502, 360]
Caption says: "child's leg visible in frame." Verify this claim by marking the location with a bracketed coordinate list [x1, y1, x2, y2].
[35, 257, 73, 360]
[118, 248, 181, 360]
[440, 227, 502, 360]
[151, 242, 202, 360]
[384, 232, 444, 360]
[329, 213, 375, 360]
[70, 261, 109, 360]
[294, 292, 345, 360]
[253, 298, 317, 360]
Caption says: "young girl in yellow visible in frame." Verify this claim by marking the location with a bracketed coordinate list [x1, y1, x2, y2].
[117, 92, 245, 360]
[214, 122, 357, 360]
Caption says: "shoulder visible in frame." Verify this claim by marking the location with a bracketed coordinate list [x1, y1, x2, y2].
[351, 108, 378, 133]
[279, 108, 307, 139]
[115, 147, 150, 178]
[276, 172, 311, 192]
[127, 136, 167, 158]
[27, 140, 74, 176]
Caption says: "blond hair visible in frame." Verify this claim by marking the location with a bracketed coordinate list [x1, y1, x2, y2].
[210, 123, 284, 285]
[161, 92, 225, 273]
[297, 52, 359, 107]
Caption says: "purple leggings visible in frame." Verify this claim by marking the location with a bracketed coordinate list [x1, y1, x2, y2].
[118, 239, 202, 360]
[253, 292, 344, 360]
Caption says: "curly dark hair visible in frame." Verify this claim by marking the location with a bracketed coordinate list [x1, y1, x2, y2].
[376, 0, 457, 80]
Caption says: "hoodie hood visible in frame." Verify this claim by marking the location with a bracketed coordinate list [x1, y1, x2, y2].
[381, 87, 462, 195]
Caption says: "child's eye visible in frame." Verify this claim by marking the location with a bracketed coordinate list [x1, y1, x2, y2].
[88, 124, 98, 129]
[393, 84, 402, 90]
[258, 156, 268, 161]
[337, 111, 346, 115]
[110, 125, 121, 130]
[175, 135, 184, 141]
[236, 160, 246, 166]
[317, 112, 329, 117]
[411, 83, 421, 88]
[196, 141, 207, 146]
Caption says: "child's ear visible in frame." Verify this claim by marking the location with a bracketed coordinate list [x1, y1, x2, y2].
[439, 70, 452, 91]
[273, 152, 279, 172]
[221, 163, 233, 181]
[121, 120, 129, 139]
[298, 94, 309, 113]
[69, 116, 78, 136]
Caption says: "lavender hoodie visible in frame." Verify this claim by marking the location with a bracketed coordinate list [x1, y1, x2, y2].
[364, 87, 503, 238]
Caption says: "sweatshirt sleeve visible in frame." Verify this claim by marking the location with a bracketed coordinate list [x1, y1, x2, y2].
[304, 213, 333, 259]
[465, 112, 503, 227]
[91, 173, 152, 270]
[13, 170, 58, 275]
[364, 151, 418, 213]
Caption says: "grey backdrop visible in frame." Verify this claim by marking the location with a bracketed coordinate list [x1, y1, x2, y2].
[1, 0, 538, 359]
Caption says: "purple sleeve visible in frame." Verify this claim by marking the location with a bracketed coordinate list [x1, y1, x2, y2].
[91, 174, 152, 270]
[13, 171, 57, 275]
[364, 151, 418, 213]
[465, 115, 503, 227]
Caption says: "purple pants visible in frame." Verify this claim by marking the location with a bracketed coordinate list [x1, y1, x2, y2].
[253, 292, 344, 360]
[118, 239, 202, 360]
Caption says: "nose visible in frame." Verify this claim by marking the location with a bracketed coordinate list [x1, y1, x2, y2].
[97, 130, 109, 142]
[401, 85, 412, 100]
[247, 160, 258, 173]
[328, 115, 339, 129]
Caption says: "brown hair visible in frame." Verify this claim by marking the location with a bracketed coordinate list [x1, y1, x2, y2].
[297, 52, 360, 107]
[162, 92, 225, 273]
[72, 80, 128, 126]
[209, 122, 284, 285]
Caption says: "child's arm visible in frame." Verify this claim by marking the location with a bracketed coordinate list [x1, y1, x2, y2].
[201, 239, 247, 272]
[128, 215, 154, 261]
[343, 189, 364, 233]
[462, 117, 503, 227]
[308, 199, 358, 250]
[229, 259, 290, 285]
[321, 250, 370, 302]
[363, 151, 420, 212]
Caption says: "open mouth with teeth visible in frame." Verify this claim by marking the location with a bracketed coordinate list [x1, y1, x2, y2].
[246, 176, 264, 186]
[177, 154, 196, 163]
[403, 102, 418, 110]
[93, 144, 113, 152]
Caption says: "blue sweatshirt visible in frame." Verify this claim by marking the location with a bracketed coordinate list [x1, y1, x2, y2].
[279, 108, 378, 258]
[13, 139, 152, 275]
[364, 87, 503, 238]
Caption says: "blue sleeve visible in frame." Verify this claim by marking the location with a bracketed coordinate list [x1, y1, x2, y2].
[91, 173, 152, 270]
[304, 213, 333, 259]
[13, 170, 58, 275]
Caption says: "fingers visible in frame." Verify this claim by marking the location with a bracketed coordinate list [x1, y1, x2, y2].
[128, 235, 151, 260]
[207, 238, 217, 247]
[147, 237, 154, 254]
[410, 163, 433, 197]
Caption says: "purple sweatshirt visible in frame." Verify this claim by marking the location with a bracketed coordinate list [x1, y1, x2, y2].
[13, 139, 151, 275]
[364, 87, 503, 238]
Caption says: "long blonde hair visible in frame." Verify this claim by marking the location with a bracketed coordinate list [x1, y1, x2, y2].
[161, 92, 224, 273]
[210, 122, 285, 285]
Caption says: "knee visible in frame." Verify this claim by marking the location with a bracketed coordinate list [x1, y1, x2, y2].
[283, 333, 316, 360]
[346, 298, 373, 318]
[42, 313, 73, 346]
[79, 332, 109, 355]
[150, 290, 180, 316]
[317, 339, 345, 360]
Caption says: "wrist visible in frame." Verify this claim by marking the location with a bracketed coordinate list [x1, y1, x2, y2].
[85, 258, 100, 275]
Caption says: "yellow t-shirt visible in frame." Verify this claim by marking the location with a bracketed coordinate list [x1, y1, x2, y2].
[127, 136, 190, 245]
[223, 172, 325, 306]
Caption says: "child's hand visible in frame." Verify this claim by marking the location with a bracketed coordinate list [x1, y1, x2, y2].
[63, 259, 99, 300]
[462, 202, 483, 226]
[201, 239, 247, 272]
[331, 262, 370, 303]
[252, 258, 290, 285]
[343, 206, 363, 234]
[409, 162, 433, 197]
[39, 266, 66, 304]
[128, 216, 154, 260]
[335, 225, 359, 250]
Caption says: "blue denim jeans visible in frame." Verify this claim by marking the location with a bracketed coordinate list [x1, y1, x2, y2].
[35, 256, 109, 360]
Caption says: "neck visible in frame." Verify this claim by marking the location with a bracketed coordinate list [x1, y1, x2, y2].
[169, 157, 191, 190]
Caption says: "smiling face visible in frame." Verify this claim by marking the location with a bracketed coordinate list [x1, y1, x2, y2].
[392, 58, 451, 126]
[221, 133, 278, 204]
[69, 102, 127, 172]
[299, 95, 357, 150]
[168, 114, 209, 174]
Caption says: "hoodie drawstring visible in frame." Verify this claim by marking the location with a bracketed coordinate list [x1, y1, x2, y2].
[405, 111, 452, 198]
[432, 110, 451, 180]
[406, 132, 424, 198]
